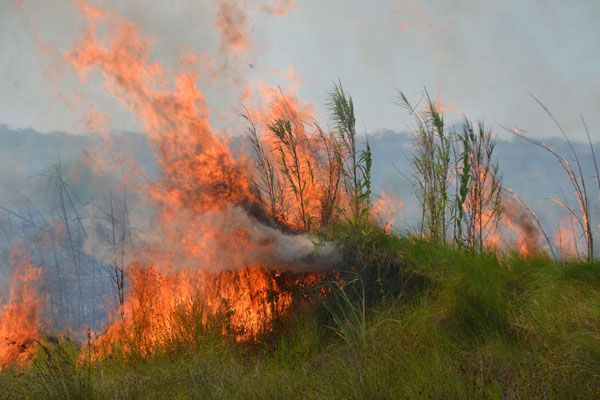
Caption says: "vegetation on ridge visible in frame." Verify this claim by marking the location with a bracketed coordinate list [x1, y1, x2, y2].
[1, 83, 599, 399]
[1, 227, 599, 399]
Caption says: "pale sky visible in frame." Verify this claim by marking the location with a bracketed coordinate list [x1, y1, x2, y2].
[1, 0, 599, 140]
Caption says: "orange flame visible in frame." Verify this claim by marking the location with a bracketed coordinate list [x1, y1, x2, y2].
[554, 216, 580, 260]
[60, 1, 338, 357]
[10, 0, 344, 363]
[89, 265, 325, 358]
[371, 190, 403, 233]
[501, 197, 542, 256]
[0, 247, 42, 368]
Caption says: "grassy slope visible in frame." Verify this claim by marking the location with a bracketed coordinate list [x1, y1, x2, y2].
[1, 227, 600, 399]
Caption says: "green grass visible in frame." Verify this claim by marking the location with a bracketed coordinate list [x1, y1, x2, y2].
[2, 225, 600, 399]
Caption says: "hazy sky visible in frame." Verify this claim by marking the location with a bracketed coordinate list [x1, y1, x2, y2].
[1, 0, 599, 139]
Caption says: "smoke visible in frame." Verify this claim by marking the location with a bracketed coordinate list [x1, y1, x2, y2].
[60, 1, 342, 274]
[501, 196, 541, 255]
[129, 204, 342, 272]
[81, 194, 342, 273]
[259, 0, 296, 15]
[216, 0, 250, 52]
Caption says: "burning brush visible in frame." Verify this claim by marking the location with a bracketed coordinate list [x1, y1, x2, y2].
[0, 247, 43, 368]
[0, 0, 349, 365]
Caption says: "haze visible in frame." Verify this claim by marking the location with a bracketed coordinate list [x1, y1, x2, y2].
[1, 0, 599, 139]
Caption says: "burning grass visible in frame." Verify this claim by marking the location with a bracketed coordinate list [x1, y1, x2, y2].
[1, 1, 598, 397]
[0, 247, 42, 369]
[88, 265, 330, 360]
[1, 227, 599, 399]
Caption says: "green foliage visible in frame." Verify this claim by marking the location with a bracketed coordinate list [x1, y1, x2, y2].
[454, 133, 471, 244]
[329, 82, 372, 224]
[247, 81, 371, 232]
[2, 241, 600, 399]
[398, 90, 452, 243]
[268, 118, 314, 231]
[321, 276, 367, 347]
[322, 221, 418, 304]
[244, 108, 283, 216]
[398, 90, 503, 251]
[13, 337, 95, 400]
[457, 119, 503, 251]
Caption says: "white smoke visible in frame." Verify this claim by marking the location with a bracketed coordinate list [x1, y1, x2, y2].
[83, 201, 342, 273]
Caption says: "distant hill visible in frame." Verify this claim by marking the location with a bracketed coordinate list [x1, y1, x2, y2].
[0, 123, 598, 240]
[368, 129, 600, 234]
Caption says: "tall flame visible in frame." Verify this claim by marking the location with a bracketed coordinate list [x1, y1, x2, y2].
[501, 197, 542, 256]
[0, 247, 42, 368]
[371, 189, 403, 233]
[90, 265, 326, 358]
[60, 1, 340, 356]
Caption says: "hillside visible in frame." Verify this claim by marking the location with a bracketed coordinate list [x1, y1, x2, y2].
[0, 225, 599, 399]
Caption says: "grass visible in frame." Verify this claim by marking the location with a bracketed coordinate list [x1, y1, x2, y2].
[1, 224, 600, 399]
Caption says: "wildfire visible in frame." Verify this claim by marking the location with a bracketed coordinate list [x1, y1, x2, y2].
[0, 247, 42, 368]
[60, 0, 341, 359]
[6, 0, 572, 369]
[90, 265, 326, 358]
[371, 189, 403, 233]
[501, 197, 542, 256]
[554, 216, 580, 260]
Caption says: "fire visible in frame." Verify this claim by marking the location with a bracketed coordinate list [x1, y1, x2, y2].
[61, 0, 340, 358]
[432, 97, 453, 115]
[479, 206, 501, 250]
[554, 216, 580, 260]
[66, 3, 253, 267]
[90, 265, 326, 358]
[469, 191, 543, 256]
[6, 0, 583, 369]
[246, 90, 336, 230]
[371, 189, 403, 233]
[0, 247, 42, 368]
[501, 197, 542, 256]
